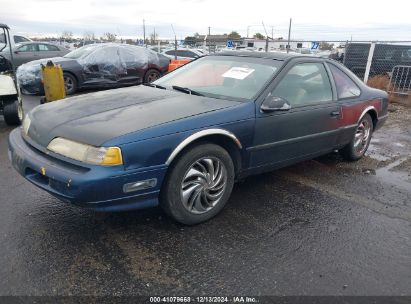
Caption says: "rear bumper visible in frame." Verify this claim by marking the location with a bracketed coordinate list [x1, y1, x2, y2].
[375, 114, 388, 131]
[8, 128, 167, 211]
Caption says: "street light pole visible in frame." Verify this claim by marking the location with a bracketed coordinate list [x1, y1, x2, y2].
[208, 26, 211, 53]
[171, 24, 177, 60]
[287, 18, 292, 53]
[143, 19, 146, 47]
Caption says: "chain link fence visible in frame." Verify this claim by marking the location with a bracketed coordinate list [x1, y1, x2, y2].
[275, 40, 411, 97]
[341, 42, 411, 97]
[144, 38, 411, 97]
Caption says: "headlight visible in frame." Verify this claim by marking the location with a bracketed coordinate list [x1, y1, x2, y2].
[22, 114, 31, 135]
[47, 137, 123, 166]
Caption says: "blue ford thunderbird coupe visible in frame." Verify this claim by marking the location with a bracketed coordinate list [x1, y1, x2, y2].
[9, 52, 388, 224]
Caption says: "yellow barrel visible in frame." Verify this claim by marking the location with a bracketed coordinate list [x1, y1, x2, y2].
[41, 61, 66, 102]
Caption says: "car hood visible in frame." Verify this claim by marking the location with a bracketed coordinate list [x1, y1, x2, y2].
[17, 57, 77, 86]
[27, 85, 242, 147]
[21, 57, 75, 67]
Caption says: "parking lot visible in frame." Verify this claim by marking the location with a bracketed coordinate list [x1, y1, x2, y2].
[0, 94, 410, 296]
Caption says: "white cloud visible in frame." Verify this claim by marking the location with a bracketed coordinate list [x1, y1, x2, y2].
[1, 0, 410, 40]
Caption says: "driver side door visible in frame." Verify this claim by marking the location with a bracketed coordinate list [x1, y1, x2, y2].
[249, 59, 341, 168]
[14, 43, 39, 66]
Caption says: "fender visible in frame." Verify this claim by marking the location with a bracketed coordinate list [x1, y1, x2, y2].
[0, 75, 17, 95]
[358, 105, 378, 123]
[165, 128, 242, 165]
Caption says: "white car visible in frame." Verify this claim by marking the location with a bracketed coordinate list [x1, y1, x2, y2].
[0, 31, 32, 49]
[161, 48, 203, 60]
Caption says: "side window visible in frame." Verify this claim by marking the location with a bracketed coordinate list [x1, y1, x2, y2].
[38, 44, 59, 51]
[402, 48, 411, 59]
[176, 50, 188, 57]
[165, 50, 175, 56]
[271, 62, 332, 106]
[329, 64, 361, 99]
[17, 44, 38, 52]
[14, 35, 30, 43]
[38, 44, 49, 51]
[184, 51, 198, 58]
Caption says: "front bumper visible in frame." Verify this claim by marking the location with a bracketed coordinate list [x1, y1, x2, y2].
[8, 128, 167, 211]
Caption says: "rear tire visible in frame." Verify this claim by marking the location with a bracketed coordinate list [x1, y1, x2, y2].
[3, 99, 23, 125]
[160, 143, 235, 225]
[144, 69, 161, 83]
[63, 72, 77, 95]
[340, 113, 373, 161]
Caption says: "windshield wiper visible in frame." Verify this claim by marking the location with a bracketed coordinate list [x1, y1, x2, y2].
[143, 83, 167, 90]
[172, 85, 204, 96]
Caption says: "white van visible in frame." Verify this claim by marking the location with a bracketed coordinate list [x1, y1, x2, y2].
[0, 31, 32, 49]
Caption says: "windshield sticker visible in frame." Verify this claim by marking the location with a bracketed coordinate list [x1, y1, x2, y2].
[222, 67, 255, 80]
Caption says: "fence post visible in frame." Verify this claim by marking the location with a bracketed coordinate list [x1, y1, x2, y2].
[364, 42, 376, 83]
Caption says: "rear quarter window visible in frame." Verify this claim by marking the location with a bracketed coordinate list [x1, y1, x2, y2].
[329, 64, 361, 99]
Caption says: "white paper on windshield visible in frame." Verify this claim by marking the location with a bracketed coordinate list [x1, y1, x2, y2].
[222, 67, 255, 80]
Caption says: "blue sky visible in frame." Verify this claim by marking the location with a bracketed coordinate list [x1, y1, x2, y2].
[1, 0, 410, 41]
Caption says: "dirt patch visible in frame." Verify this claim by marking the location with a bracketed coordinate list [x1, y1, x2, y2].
[386, 103, 411, 125]
[391, 157, 411, 173]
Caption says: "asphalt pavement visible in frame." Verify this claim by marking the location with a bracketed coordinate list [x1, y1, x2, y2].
[0, 94, 410, 296]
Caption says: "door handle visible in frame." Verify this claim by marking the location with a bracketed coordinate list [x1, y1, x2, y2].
[330, 111, 340, 117]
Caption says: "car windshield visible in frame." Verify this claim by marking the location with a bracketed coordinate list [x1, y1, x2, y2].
[64, 45, 98, 59]
[153, 56, 281, 101]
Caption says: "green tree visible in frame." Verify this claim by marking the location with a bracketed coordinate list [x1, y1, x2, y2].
[253, 33, 265, 39]
[228, 31, 241, 39]
[184, 36, 197, 46]
[320, 41, 334, 50]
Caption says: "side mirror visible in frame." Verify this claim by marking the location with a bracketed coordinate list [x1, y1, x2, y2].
[261, 95, 291, 112]
[14, 50, 19, 54]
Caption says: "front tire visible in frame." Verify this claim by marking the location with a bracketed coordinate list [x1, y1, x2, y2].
[144, 69, 161, 83]
[3, 99, 23, 125]
[160, 143, 235, 225]
[63, 72, 77, 95]
[340, 113, 373, 161]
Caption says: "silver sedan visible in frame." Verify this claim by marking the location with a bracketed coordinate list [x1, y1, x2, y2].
[1, 42, 69, 67]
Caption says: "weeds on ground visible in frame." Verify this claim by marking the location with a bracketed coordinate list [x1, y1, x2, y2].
[367, 75, 404, 103]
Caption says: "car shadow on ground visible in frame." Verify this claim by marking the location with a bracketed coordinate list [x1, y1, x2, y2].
[16, 162, 326, 252]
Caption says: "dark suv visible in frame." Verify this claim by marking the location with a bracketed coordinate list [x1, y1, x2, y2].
[343, 43, 411, 79]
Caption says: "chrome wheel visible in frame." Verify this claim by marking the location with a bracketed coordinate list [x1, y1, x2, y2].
[17, 101, 23, 122]
[64, 75, 74, 93]
[181, 157, 227, 214]
[354, 119, 371, 154]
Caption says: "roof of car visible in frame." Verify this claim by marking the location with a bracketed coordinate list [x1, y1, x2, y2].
[16, 41, 58, 46]
[214, 51, 308, 61]
[162, 48, 201, 51]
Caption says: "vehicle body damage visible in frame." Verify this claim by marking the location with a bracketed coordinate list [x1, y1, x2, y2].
[9, 52, 388, 224]
[16, 43, 170, 95]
